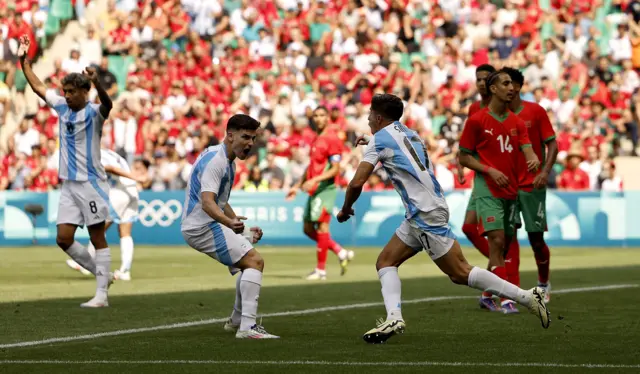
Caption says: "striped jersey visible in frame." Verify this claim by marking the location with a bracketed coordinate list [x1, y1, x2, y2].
[100, 149, 139, 198]
[45, 91, 106, 182]
[362, 122, 448, 219]
[181, 144, 235, 231]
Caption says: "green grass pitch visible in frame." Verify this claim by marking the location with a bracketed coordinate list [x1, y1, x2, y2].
[1, 245, 639, 373]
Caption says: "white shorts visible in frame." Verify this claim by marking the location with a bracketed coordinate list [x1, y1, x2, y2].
[395, 209, 457, 261]
[109, 187, 139, 224]
[57, 179, 111, 227]
[182, 222, 253, 275]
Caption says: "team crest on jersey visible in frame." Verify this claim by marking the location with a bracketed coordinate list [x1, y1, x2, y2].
[510, 128, 517, 136]
[525, 121, 532, 128]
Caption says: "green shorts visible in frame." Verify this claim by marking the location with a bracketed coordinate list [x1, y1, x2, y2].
[465, 191, 477, 212]
[515, 189, 547, 233]
[475, 196, 517, 237]
[303, 187, 338, 223]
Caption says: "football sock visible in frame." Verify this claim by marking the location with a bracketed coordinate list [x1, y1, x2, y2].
[231, 271, 243, 325]
[468, 266, 531, 306]
[86, 241, 96, 259]
[534, 244, 551, 284]
[65, 241, 96, 275]
[316, 233, 330, 271]
[378, 267, 403, 321]
[239, 268, 262, 331]
[94, 248, 111, 299]
[462, 223, 490, 258]
[308, 231, 343, 254]
[483, 266, 506, 299]
[505, 240, 520, 287]
[120, 236, 134, 272]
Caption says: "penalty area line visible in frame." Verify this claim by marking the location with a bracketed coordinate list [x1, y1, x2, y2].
[0, 283, 637, 350]
[0, 360, 638, 369]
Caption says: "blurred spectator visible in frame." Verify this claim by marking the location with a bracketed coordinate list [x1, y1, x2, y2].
[558, 147, 590, 191]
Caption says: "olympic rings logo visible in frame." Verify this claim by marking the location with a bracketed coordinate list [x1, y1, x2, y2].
[138, 199, 183, 227]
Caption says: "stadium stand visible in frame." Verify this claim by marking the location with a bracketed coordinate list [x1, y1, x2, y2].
[1, 0, 639, 193]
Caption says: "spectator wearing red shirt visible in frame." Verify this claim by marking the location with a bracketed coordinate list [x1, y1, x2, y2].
[557, 148, 590, 191]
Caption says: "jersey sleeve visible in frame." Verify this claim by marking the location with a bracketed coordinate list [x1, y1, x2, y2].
[45, 91, 67, 112]
[515, 118, 532, 149]
[89, 102, 106, 122]
[201, 159, 227, 194]
[362, 138, 381, 165]
[538, 105, 556, 143]
[328, 136, 343, 163]
[459, 117, 479, 154]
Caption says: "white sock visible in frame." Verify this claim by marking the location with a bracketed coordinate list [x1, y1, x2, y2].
[119, 236, 134, 272]
[86, 241, 96, 259]
[378, 267, 403, 321]
[65, 241, 96, 275]
[337, 249, 348, 260]
[468, 267, 531, 306]
[230, 271, 243, 325]
[315, 268, 326, 275]
[239, 268, 262, 331]
[94, 248, 111, 299]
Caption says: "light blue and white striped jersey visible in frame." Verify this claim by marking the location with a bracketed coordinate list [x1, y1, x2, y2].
[362, 122, 448, 219]
[100, 149, 139, 197]
[46, 91, 107, 182]
[181, 144, 236, 231]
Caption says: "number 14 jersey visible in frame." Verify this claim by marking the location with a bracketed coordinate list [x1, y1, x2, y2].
[362, 121, 448, 219]
[459, 110, 531, 200]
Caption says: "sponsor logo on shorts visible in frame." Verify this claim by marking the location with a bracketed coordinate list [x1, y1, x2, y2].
[487, 216, 496, 223]
[138, 199, 182, 227]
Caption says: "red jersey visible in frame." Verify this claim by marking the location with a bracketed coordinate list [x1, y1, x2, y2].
[459, 110, 531, 200]
[513, 102, 556, 191]
[468, 100, 487, 118]
[306, 131, 343, 195]
[557, 167, 589, 190]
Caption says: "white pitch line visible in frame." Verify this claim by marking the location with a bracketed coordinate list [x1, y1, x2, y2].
[0, 360, 639, 369]
[0, 283, 636, 350]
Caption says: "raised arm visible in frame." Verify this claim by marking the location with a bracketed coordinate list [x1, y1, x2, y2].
[83, 67, 113, 119]
[17, 36, 47, 101]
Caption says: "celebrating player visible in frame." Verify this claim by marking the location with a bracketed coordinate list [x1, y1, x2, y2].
[459, 65, 495, 283]
[458, 70, 542, 312]
[286, 106, 354, 280]
[66, 147, 144, 281]
[502, 67, 557, 308]
[338, 94, 549, 344]
[19, 36, 114, 307]
[181, 114, 278, 339]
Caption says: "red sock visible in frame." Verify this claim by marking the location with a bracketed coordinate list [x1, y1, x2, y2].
[316, 233, 330, 271]
[328, 237, 342, 256]
[534, 244, 551, 284]
[462, 223, 490, 258]
[505, 240, 520, 287]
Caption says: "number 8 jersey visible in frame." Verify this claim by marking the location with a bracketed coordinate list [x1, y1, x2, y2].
[362, 121, 448, 219]
[459, 109, 531, 200]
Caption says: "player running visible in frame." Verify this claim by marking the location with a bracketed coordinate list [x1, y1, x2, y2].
[458, 70, 542, 314]
[181, 114, 278, 339]
[286, 106, 354, 280]
[338, 93, 549, 344]
[459, 65, 495, 279]
[501, 67, 557, 310]
[19, 35, 114, 307]
[66, 147, 143, 281]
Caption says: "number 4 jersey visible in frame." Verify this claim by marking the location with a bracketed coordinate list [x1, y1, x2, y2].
[459, 110, 532, 200]
[362, 121, 448, 219]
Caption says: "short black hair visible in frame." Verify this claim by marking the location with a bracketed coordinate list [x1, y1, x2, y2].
[486, 70, 509, 90]
[371, 94, 404, 121]
[476, 64, 496, 74]
[314, 105, 329, 113]
[502, 66, 524, 86]
[61, 73, 91, 91]
[227, 114, 260, 131]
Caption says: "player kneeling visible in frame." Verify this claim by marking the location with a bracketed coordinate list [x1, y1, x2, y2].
[181, 114, 278, 339]
[337, 94, 550, 344]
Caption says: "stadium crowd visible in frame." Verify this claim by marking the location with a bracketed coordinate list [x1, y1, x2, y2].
[0, 0, 635, 193]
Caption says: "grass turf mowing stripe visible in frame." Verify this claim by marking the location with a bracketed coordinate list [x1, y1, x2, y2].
[0, 283, 636, 349]
[0, 360, 639, 369]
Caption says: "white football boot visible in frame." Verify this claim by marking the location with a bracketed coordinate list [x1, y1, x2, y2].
[362, 318, 406, 344]
[235, 325, 280, 339]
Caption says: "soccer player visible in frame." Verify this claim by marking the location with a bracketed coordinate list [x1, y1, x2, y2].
[502, 67, 557, 308]
[286, 106, 354, 280]
[181, 114, 278, 339]
[338, 94, 549, 344]
[458, 64, 494, 263]
[19, 36, 114, 308]
[66, 147, 143, 281]
[458, 70, 542, 312]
